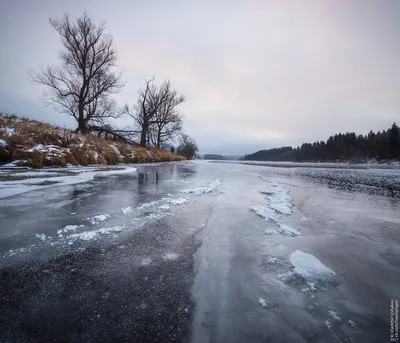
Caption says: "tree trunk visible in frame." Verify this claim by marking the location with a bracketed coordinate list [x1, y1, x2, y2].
[156, 130, 161, 149]
[78, 102, 88, 133]
[140, 123, 147, 147]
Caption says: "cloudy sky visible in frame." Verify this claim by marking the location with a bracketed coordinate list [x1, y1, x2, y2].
[0, 0, 399, 155]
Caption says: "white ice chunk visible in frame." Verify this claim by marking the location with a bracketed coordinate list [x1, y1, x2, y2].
[163, 252, 179, 260]
[137, 201, 158, 210]
[159, 204, 170, 210]
[165, 198, 187, 205]
[289, 251, 335, 283]
[325, 320, 331, 329]
[35, 233, 47, 241]
[267, 257, 279, 264]
[328, 311, 342, 323]
[250, 205, 279, 222]
[181, 178, 222, 195]
[277, 223, 301, 236]
[121, 206, 133, 214]
[348, 319, 356, 327]
[264, 228, 278, 235]
[276, 271, 295, 282]
[88, 214, 110, 224]
[259, 298, 269, 308]
[269, 202, 293, 215]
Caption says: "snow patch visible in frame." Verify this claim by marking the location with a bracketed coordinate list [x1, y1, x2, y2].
[290, 250, 335, 283]
[67, 225, 123, 241]
[181, 178, 222, 195]
[264, 228, 278, 235]
[276, 271, 295, 282]
[137, 201, 158, 210]
[121, 206, 133, 214]
[250, 205, 280, 222]
[163, 252, 179, 260]
[328, 311, 342, 323]
[57, 224, 84, 234]
[88, 214, 110, 224]
[0, 139, 7, 146]
[159, 204, 170, 210]
[277, 223, 301, 236]
[348, 319, 356, 328]
[35, 233, 47, 241]
[267, 257, 279, 264]
[259, 298, 269, 308]
[165, 198, 187, 205]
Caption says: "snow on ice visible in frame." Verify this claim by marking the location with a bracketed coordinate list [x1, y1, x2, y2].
[250, 205, 280, 222]
[137, 201, 159, 210]
[289, 250, 336, 283]
[121, 206, 133, 214]
[88, 214, 110, 224]
[328, 311, 342, 323]
[165, 198, 187, 205]
[277, 224, 301, 236]
[181, 178, 222, 195]
[264, 228, 278, 235]
[35, 233, 47, 241]
[258, 298, 269, 308]
[163, 252, 179, 260]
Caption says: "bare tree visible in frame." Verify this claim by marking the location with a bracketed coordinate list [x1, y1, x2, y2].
[30, 12, 124, 133]
[177, 133, 198, 159]
[151, 90, 185, 148]
[127, 78, 185, 147]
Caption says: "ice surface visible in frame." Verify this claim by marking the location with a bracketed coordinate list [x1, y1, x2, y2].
[264, 228, 278, 235]
[8, 171, 60, 177]
[181, 178, 222, 195]
[250, 205, 279, 222]
[0, 166, 138, 199]
[159, 204, 170, 210]
[277, 224, 301, 236]
[121, 206, 133, 214]
[289, 250, 335, 283]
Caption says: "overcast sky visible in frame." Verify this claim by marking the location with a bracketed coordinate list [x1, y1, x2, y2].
[0, 0, 399, 155]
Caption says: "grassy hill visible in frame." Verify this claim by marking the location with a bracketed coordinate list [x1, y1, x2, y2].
[0, 113, 184, 168]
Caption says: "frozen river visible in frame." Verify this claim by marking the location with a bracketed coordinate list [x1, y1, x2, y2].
[0, 161, 399, 342]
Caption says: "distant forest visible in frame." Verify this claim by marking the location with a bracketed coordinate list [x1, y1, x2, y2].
[241, 123, 400, 162]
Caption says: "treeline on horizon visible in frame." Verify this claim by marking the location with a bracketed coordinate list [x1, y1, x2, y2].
[241, 123, 400, 162]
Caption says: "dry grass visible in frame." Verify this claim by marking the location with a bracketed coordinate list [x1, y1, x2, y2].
[0, 113, 185, 168]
